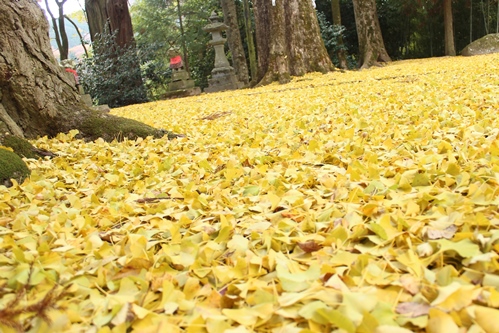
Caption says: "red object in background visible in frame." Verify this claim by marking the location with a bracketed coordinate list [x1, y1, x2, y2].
[170, 55, 183, 69]
[65, 68, 79, 85]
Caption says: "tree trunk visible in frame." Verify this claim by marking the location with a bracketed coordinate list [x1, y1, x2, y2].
[221, 0, 249, 85]
[176, 0, 190, 74]
[44, 0, 69, 61]
[242, 0, 257, 84]
[86, 0, 135, 48]
[106, 0, 135, 48]
[253, 0, 334, 86]
[0, 0, 171, 141]
[57, 0, 70, 60]
[352, 0, 391, 69]
[85, 0, 110, 43]
[443, 0, 456, 56]
[331, 0, 348, 69]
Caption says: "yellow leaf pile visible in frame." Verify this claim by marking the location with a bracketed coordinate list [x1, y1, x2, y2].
[1, 54, 499, 332]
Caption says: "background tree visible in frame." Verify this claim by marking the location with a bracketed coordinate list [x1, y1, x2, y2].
[107, 0, 136, 47]
[84, 0, 110, 43]
[44, 0, 70, 61]
[253, 0, 334, 85]
[352, 0, 391, 68]
[331, 0, 348, 69]
[242, 0, 257, 84]
[0, 0, 170, 142]
[444, 0, 456, 55]
[221, 0, 249, 85]
[132, 0, 218, 91]
[83, 0, 146, 106]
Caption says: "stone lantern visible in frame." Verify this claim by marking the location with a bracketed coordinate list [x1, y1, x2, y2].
[203, 11, 242, 93]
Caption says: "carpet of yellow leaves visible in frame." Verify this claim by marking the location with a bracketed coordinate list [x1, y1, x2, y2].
[2, 54, 499, 332]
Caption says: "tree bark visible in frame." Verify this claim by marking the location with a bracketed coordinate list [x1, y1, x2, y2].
[331, 0, 348, 69]
[352, 0, 391, 69]
[221, 0, 249, 85]
[444, 0, 456, 56]
[56, 0, 70, 60]
[0, 0, 170, 141]
[106, 0, 135, 48]
[253, 0, 334, 85]
[85, 0, 110, 43]
[242, 0, 257, 84]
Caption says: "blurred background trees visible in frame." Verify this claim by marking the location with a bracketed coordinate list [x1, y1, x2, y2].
[43, 0, 499, 105]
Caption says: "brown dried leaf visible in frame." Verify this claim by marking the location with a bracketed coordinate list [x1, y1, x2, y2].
[297, 240, 323, 253]
[396, 302, 431, 317]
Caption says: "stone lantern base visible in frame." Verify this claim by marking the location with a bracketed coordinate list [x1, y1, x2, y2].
[204, 66, 243, 93]
[163, 67, 201, 99]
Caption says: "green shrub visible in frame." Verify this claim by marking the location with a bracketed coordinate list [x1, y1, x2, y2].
[317, 11, 356, 69]
[78, 30, 148, 108]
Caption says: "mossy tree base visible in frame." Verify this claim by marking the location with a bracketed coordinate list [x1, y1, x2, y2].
[1, 1, 182, 144]
[0, 134, 54, 159]
[76, 110, 181, 142]
[0, 148, 30, 187]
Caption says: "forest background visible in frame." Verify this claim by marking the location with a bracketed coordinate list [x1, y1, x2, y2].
[44, 0, 499, 105]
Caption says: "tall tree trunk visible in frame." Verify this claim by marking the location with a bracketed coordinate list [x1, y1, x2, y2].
[106, 0, 135, 47]
[57, 0, 70, 60]
[85, 0, 110, 43]
[0, 0, 168, 141]
[331, 0, 348, 69]
[444, 0, 456, 56]
[352, 0, 391, 69]
[253, 0, 334, 86]
[176, 0, 190, 73]
[242, 0, 257, 84]
[470, 0, 473, 43]
[221, 0, 249, 85]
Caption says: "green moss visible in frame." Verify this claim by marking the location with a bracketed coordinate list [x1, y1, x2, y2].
[0, 148, 30, 187]
[2, 135, 39, 159]
[79, 111, 178, 142]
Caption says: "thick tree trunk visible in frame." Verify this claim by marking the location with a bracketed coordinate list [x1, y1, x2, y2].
[444, 0, 456, 56]
[106, 0, 135, 48]
[85, 0, 110, 43]
[253, 0, 334, 85]
[352, 0, 391, 69]
[0, 0, 169, 141]
[221, 0, 249, 85]
[331, 0, 348, 69]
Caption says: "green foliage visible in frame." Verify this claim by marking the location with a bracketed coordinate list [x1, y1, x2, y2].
[317, 11, 356, 69]
[77, 29, 148, 108]
[131, 0, 218, 94]
[0, 148, 30, 187]
[315, 0, 498, 61]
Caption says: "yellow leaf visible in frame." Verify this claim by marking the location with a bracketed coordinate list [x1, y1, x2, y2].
[427, 308, 459, 333]
[474, 306, 499, 333]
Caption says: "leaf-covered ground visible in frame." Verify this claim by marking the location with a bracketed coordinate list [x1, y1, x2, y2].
[2, 54, 499, 333]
